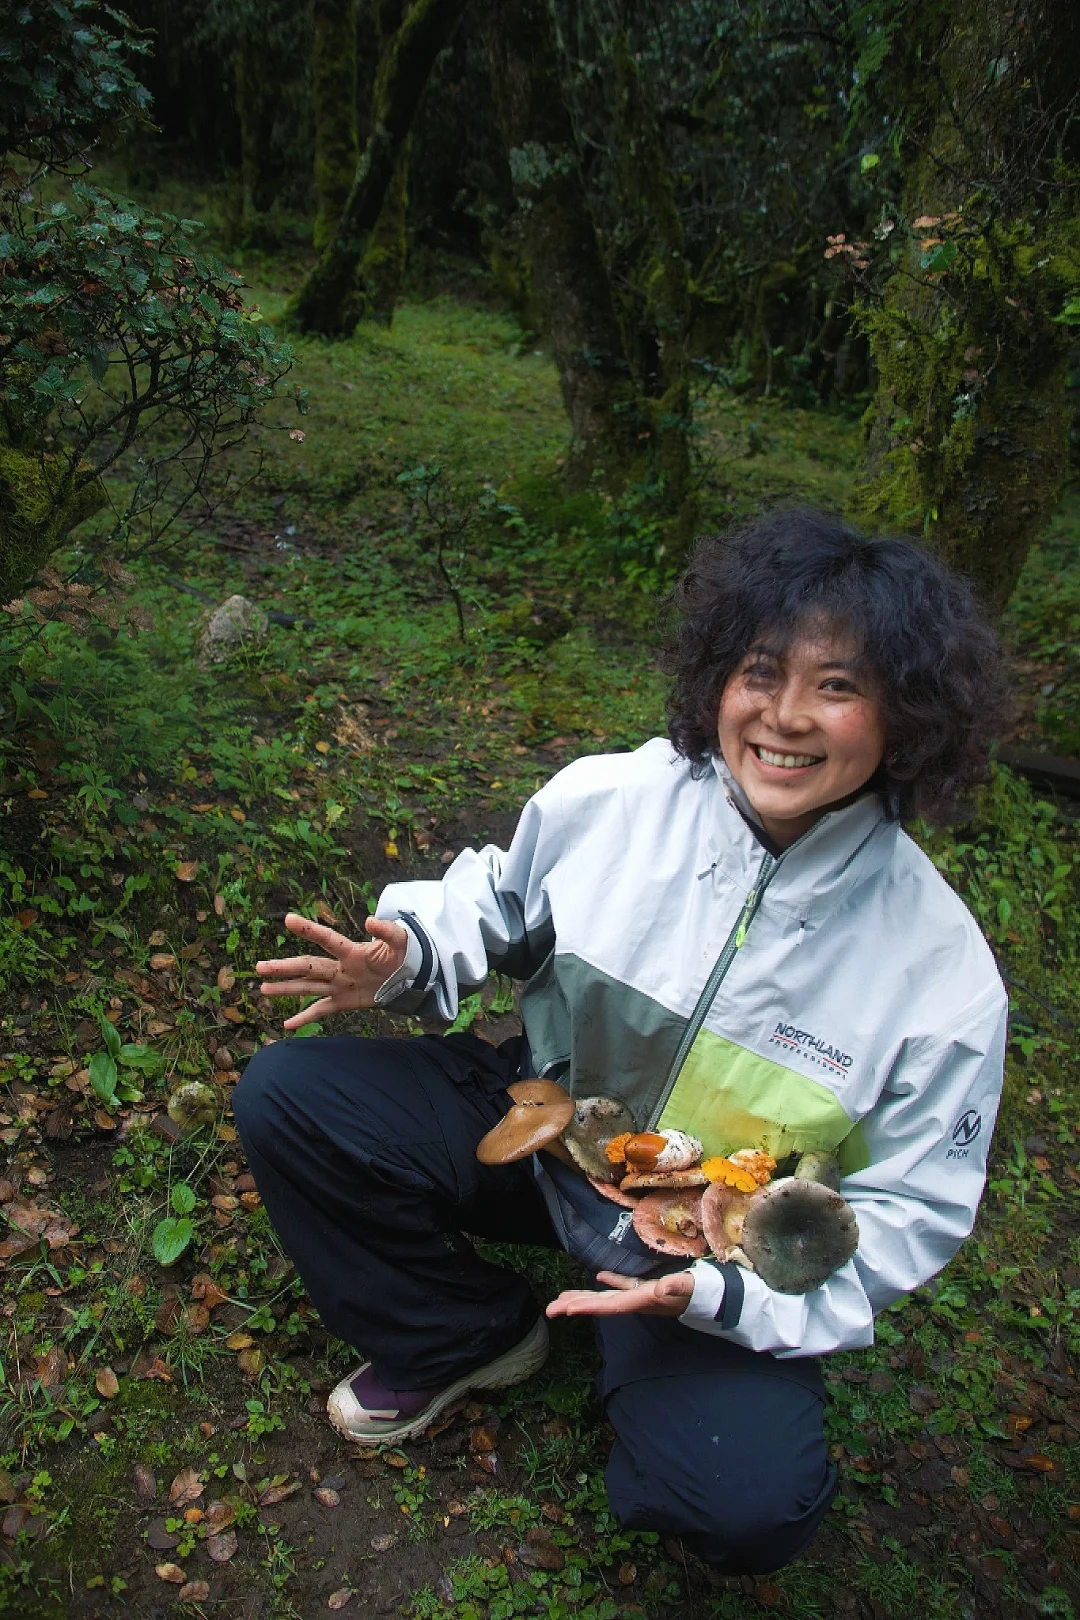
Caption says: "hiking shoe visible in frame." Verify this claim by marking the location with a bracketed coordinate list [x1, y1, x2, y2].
[326, 1317, 549, 1444]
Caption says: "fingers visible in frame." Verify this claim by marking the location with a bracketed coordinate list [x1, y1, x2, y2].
[546, 1287, 640, 1318]
[282, 996, 335, 1031]
[594, 1271, 641, 1292]
[283, 912, 358, 957]
[260, 978, 336, 999]
[256, 953, 338, 980]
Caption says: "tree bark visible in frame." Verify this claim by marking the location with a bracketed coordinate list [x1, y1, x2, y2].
[851, 0, 1080, 613]
[478, 0, 638, 487]
[356, 0, 410, 325]
[312, 0, 359, 252]
[285, 0, 466, 336]
[233, 44, 280, 244]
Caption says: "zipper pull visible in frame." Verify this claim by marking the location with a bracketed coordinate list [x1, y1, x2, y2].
[734, 890, 756, 948]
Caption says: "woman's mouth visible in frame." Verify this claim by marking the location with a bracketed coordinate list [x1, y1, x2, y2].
[752, 745, 824, 769]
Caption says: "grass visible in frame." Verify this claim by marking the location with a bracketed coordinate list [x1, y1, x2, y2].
[0, 183, 1079, 1615]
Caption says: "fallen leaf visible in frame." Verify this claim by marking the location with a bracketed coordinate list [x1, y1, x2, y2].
[237, 1347, 263, 1376]
[1025, 1453, 1057, 1473]
[316, 900, 337, 925]
[259, 1479, 303, 1507]
[618, 1562, 637, 1585]
[213, 894, 227, 917]
[169, 1467, 204, 1508]
[314, 1487, 340, 1508]
[178, 1583, 210, 1603]
[315, 740, 330, 754]
[470, 1424, 497, 1454]
[2, 1503, 29, 1539]
[221, 1006, 245, 1025]
[384, 1451, 409, 1469]
[328, 1591, 354, 1611]
[155, 1563, 187, 1584]
[212, 1194, 239, 1212]
[95, 1367, 119, 1399]
[147, 1019, 172, 1036]
[15, 909, 37, 930]
[184, 1304, 211, 1334]
[144, 1357, 173, 1382]
[133, 1464, 157, 1502]
[147, 1520, 180, 1551]
[150, 953, 177, 971]
[215, 1124, 238, 1141]
[35, 1345, 68, 1389]
[191, 1274, 228, 1310]
[230, 807, 246, 824]
[216, 965, 236, 992]
[148, 929, 167, 946]
[370, 1533, 396, 1552]
[204, 1500, 236, 1532]
[206, 1529, 238, 1562]
[224, 1331, 254, 1351]
[383, 840, 399, 859]
[175, 860, 200, 882]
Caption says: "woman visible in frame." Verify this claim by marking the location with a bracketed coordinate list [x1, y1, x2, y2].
[234, 509, 1010, 1574]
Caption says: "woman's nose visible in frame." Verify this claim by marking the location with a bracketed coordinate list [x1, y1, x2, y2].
[763, 684, 813, 732]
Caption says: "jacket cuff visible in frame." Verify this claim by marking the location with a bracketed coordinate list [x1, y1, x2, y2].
[680, 1260, 746, 1333]
[373, 918, 437, 1006]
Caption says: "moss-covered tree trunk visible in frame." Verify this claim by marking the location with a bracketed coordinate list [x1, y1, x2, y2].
[285, 0, 466, 336]
[312, 0, 359, 252]
[355, 0, 410, 326]
[850, 0, 1080, 613]
[478, 0, 639, 489]
[233, 44, 281, 245]
[609, 33, 695, 555]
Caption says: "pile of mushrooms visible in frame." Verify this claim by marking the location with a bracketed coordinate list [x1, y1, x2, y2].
[477, 1082, 858, 1294]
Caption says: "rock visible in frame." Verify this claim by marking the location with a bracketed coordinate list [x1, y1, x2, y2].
[198, 595, 268, 665]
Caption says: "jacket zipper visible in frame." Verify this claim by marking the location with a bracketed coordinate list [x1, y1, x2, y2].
[647, 849, 778, 1129]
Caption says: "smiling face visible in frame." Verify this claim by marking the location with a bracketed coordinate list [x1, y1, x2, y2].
[717, 623, 887, 848]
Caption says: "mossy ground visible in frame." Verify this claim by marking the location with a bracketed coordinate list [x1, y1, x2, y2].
[1, 200, 1079, 1617]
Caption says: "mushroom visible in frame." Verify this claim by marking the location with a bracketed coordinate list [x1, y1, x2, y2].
[615, 1128, 703, 1174]
[587, 1176, 639, 1208]
[620, 1167, 709, 1191]
[167, 1082, 218, 1134]
[562, 1095, 636, 1181]
[475, 1080, 575, 1165]
[740, 1178, 859, 1294]
[701, 1181, 755, 1256]
[632, 1189, 708, 1258]
[793, 1149, 842, 1192]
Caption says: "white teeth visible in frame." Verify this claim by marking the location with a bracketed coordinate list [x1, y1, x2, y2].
[756, 747, 822, 769]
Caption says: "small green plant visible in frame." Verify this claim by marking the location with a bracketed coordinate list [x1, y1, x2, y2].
[151, 1181, 198, 1266]
[88, 1015, 160, 1108]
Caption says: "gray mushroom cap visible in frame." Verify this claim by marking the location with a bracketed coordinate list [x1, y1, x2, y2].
[167, 1081, 218, 1134]
[793, 1150, 842, 1192]
[561, 1095, 636, 1182]
[741, 1177, 859, 1294]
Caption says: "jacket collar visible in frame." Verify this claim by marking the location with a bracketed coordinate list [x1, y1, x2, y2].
[707, 755, 896, 921]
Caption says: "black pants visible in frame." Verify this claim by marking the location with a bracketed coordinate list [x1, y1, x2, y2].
[233, 1032, 837, 1573]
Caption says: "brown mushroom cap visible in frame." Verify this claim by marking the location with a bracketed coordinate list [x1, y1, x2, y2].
[701, 1182, 754, 1258]
[476, 1080, 575, 1165]
[620, 1168, 708, 1191]
[632, 1190, 708, 1258]
[740, 1177, 859, 1294]
[562, 1095, 636, 1181]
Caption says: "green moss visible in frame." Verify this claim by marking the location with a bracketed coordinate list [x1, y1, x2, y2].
[0, 446, 106, 603]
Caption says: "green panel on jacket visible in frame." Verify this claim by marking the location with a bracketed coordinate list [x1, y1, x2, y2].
[658, 1027, 860, 1164]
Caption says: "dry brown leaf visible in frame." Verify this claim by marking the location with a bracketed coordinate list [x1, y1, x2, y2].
[95, 1367, 119, 1399]
[221, 1006, 245, 1025]
[211, 1194, 239, 1212]
[155, 1563, 187, 1584]
[148, 929, 167, 946]
[184, 1303, 210, 1334]
[143, 1357, 173, 1382]
[213, 893, 227, 916]
[190, 1273, 228, 1310]
[175, 860, 200, 883]
[216, 965, 236, 992]
[316, 900, 337, 925]
[146, 1518, 178, 1550]
[237, 1346, 263, 1376]
[328, 1591, 354, 1611]
[178, 1582, 210, 1603]
[216, 1123, 238, 1142]
[313, 1487, 340, 1509]
[2, 1504, 29, 1538]
[149, 953, 177, 971]
[470, 1425, 497, 1454]
[168, 1467, 204, 1508]
[35, 1346, 68, 1388]
[132, 1464, 157, 1502]
[224, 1331, 253, 1351]
[204, 1500, 236, 1532]
[259, 1478, 303, 1507]
[383, 1451, 409, 1469]
[370, 1532, 396, 1552]
[206, 1529, 238, 1562]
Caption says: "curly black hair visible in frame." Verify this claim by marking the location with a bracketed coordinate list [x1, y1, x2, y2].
[664, 508, 1011, 823]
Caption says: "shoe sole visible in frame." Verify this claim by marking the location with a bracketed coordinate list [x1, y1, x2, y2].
[327, 1316, 550, 1446]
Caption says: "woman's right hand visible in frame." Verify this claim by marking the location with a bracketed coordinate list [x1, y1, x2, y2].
[255, 913, 409, 1030]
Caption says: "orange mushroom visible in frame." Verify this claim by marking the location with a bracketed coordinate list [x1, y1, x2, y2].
[475, 1080, 575, 1165]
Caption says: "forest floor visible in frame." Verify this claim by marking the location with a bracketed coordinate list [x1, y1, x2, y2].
[1, 206, 1080, 1620]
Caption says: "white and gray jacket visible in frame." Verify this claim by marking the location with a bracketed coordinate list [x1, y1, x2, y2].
[375, 739, 1007, 1359]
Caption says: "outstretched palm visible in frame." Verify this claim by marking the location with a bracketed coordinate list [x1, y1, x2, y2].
[256, 913, 409, 1030]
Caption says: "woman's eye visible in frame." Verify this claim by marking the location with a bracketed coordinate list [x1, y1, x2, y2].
[822, 677, 857, 694]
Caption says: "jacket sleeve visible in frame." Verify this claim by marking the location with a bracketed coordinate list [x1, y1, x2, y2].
[371, 781, 564, 1021]
[680, 985, 1008, 1356]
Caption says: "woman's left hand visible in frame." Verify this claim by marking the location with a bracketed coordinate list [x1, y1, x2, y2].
[546, 1270, 694, 1318]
